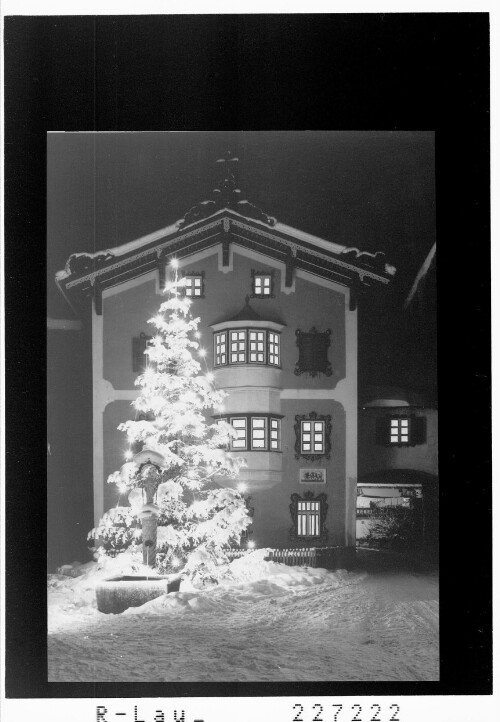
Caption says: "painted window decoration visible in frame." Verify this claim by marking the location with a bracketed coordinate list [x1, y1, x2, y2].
[132, 332, 152, 373]
[289, 491, 328, 544]
[390, 417, 409, 444]
[213, 328, 281, 367]
[294, 412, 332, 461]
[217, 415, 282, 452]
[214, 331, 227, 366]
[251, 270, 274, 298]
[294, 327, 332, 377]
[183, 272, 205, 298]
[375, 415, 427, 447]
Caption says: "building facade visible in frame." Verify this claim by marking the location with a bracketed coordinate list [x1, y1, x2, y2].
[357, 388, 438, 551]
[55, 157, 395, 560]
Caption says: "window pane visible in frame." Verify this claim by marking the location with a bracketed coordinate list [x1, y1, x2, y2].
[303, 422, 311, 431]
[391, 419, 399, 427]
[401, 435, 409, 442]
[314, 422, 323, 431]
[401, 419, 409, 427]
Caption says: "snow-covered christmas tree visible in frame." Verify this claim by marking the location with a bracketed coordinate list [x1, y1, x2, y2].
[88, 260, 251, 585]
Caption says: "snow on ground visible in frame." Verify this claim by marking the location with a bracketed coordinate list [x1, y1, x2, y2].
[48, 550, 439, 682]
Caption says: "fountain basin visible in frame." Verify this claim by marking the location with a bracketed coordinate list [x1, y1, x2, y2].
[96, 574, 182, 614]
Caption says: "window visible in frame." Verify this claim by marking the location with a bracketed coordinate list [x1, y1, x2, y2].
[132, 333, 152, 372]
[214, 331, 227, 366]
[218, 415, 282, 451]
[249, 330, 265, 363]
[251, 417, 267, 449]
[251, 270, 274, 297]
[297, 500, 321, 537]
[254, 275, 271, 296]
[230, 418, 247, 450]
[390, 418, 409, 444]
[269, 332, 280, 366]
[375, 415, 427, 447]
[301, 420, 325, 454]
[300, 421, 325, 454]
[294, 412, 332, 460]
[230, 330, 247, 363]
[289, 491, 328, 543]
[213, 328, 281, 367]
[270, 418, 280, 450]
[295, 327, 332, 377]
[183, 272, 204, 297]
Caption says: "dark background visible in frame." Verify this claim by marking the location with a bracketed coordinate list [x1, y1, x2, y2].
[5, 13, 490, 698]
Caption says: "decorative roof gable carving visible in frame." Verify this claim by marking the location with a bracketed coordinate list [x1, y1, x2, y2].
[177, 151, 276, 229]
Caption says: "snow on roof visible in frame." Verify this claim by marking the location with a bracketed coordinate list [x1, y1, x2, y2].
[55, 221, 182, 281]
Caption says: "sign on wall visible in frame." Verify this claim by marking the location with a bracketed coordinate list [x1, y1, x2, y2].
[299, 468, 326, 484]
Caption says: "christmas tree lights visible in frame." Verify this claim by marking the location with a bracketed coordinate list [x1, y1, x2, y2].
[88, 262, 251, 585]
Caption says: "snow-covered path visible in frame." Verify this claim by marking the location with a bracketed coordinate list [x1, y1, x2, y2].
[48, 554, 438, 682]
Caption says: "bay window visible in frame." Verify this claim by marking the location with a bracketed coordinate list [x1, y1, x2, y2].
[217, 415, 282, 452]
[213, 327, 281, 368]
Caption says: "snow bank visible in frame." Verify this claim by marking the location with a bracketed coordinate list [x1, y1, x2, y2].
[48, 552, 158, 628]
[119, 550, 360, 617]
[48, 548, 358, 625]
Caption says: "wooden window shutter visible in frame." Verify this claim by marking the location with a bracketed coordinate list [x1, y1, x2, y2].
[411, 415, 427, 445]
[375, 417, 391, 446]
[132, 333, 151, 373]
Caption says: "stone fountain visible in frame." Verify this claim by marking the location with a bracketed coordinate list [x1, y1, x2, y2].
[96, 448, 181, 614]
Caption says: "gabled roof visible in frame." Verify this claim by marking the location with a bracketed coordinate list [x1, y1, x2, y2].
[55, 153, 396, 315]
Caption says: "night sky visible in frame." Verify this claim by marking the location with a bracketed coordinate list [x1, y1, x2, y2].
[48, 131, 436, 397]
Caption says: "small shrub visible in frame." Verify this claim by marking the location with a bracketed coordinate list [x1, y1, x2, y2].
[365, 505, 418, 550]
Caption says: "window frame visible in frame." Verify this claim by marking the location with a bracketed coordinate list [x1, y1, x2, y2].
[390, 417, 410, 445]
[214, 330, 228, 366]
[251, 269, 275, 298]
[270, 417, 281, 451]
[250, 417, 268, 450]
[248, 328, 267, 365]
[212, 327, 281, 368]
[296, 499, 321, 538]
[229, 416, 248, 451]
[217, 414, 283, 452]
[289, 491, 328, 544]
[229, 329, 248, 364]
[268, 331, 280, 366]
[182, 271, 205, 298]
[294, 412, 332, 461]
